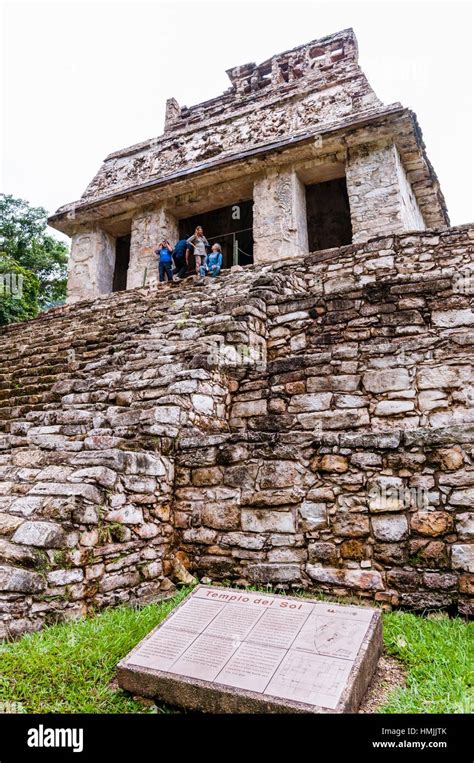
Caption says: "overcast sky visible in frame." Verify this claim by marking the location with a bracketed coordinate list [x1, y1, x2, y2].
[1, 0, 473, 242]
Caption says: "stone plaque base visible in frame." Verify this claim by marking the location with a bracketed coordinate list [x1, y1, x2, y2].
[117, 585, 382, 713]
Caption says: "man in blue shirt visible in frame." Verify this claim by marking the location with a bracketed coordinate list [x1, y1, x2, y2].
[172, 238, 191, 280]
[155, 239, 174, 283]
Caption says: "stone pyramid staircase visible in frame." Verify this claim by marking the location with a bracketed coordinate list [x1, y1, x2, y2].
[1, 226, 473, 638]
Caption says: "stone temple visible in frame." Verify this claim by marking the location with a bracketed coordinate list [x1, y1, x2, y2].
[0, 28, 473, 639]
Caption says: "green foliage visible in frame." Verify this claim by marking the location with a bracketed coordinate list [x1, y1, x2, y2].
[0, 255, 39, 326]
[0, 194, 68, 315]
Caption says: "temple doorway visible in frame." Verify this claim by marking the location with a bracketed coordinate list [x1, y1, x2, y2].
[306, 178, 353, 252]
[113, 234, 131, 292]
[178, 200, 253, 272]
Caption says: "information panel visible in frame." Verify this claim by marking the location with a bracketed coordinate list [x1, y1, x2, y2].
[122, 585, 379, 711]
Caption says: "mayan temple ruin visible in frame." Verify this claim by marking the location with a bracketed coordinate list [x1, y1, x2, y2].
[0, 28, 473, 639]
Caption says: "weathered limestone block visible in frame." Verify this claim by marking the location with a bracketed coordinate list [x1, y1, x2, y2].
[241, 489, 303, 507]
[410, 539, 448, 568]
[69, 466, 117, 489]
[47, 569, 84, 585]
[0, 514, 24, 535]
[9, 497, 43, 516]
[375, 400, 415, 416]
[459, 575, 474, 594]
[422, 572, 458, 590]
[220, 532, 265, 549]
[107, 506, 144, 525]
[449, 488, 474, 506]
[241, 509, 295, 533]
[346, 140, 425, 243]
[181, 527, 217, 545]
[12, 521, 66, 548]
[288, 393, 332, 412]
[253, 168, 308, 263]
[258, 461, 301, 488]
[298, 502, 327, 531]
[332, 513, 369, 537]
[371, 515, 409, 542]
[451, 544, 474, 573]
[455, 513, 474, 540]
[67, 225, 116, 304]
[418, 390, 449, 412]
[368, 476, 405, 512]
[362, 368, 410, 393]
[266, 547, 307, 563]
[127, 205, 178, 289]
[410, 511, 453, 537]
[340, 539, 366, 560]
[247, 563, 301, 583]
[417, 365, 471, 390]
[99, 570, 141, 593]
[306, 565, 384, 591]
[0, 539, 41, 566]
[433, 447, 464, 471]
[231, 399, 267, 418]
[308, 542, 337, 563]
[29, 482, 103, 504]
[439, 470, 474, 487]
[432, 310, 474, 328]
[0, 565, 44, 593]
[317, 454, 349, 473]
[201, 503, 240, 530]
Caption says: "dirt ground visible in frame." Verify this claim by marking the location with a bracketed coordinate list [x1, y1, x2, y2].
[358, 654, 407, 713]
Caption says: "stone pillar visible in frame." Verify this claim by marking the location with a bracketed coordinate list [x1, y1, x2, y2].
[394, 147, 426, 232]
[253, 168, 309, 263]
[67, 225, 115, 304]
[127, 205, 178, 289]
[346, 140, 425, 243]
[164, 97, 180, 131]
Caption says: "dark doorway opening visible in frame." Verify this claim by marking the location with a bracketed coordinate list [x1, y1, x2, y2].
[113, 234, 131, 292]
[178, 200, 253, 273]
[306, 177, 353, 252]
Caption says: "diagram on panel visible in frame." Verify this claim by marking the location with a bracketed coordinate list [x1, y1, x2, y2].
[293, 613, 368, 660]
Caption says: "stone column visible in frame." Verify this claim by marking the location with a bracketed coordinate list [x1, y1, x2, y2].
[346, 140, 425, 243]
[127, 205, 178, 289]
[67, 225, 115, 304]
[253, 168, 309, 264]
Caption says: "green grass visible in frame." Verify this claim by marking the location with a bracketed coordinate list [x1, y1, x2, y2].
[0, 589, 472, 714]
[0, 589, 191, 714]
[381, 610, 473, 714]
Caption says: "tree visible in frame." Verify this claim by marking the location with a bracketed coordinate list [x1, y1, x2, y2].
[0, 255, 39, 326]
[0, 194, 68, 312]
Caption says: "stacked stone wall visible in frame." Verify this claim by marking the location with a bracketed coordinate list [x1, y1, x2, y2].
[0, 225, 473, 637]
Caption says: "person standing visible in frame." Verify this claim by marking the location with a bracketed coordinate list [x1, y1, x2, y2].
[172, 237, 191, 280]
[155, 239, 174, 283]
[186, 226, 209, 278]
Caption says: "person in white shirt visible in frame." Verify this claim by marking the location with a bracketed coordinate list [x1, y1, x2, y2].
[186, 226, 209, 277]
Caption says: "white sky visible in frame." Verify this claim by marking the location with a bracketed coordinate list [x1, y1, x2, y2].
[1, 0, 473, 243]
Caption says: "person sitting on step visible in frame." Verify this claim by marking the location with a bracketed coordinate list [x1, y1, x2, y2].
[200, 242, 223, 279]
